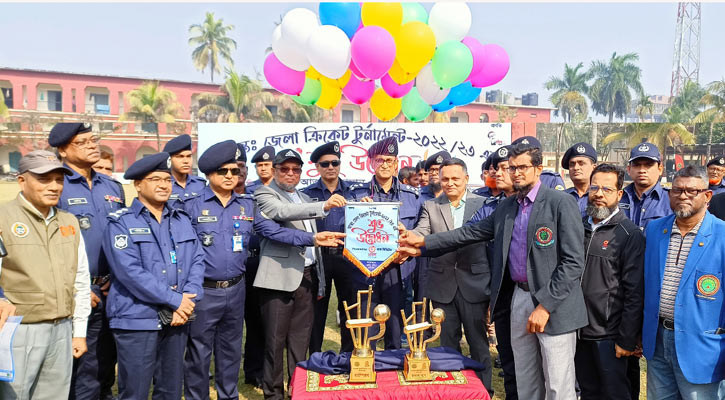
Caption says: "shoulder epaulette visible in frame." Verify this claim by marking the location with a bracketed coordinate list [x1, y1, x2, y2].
[349, 183, 368, 191]
[401, 184, 420, 197]
[108, 208, 130, 220]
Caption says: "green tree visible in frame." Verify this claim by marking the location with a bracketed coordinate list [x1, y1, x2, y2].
[189, 12, 237, 83]
[589, 52, 644, 123]
[0, 90, 8, 118]
[693, 79, 725, 159]
[601, 122, 695, 162]
[196, 70, 277, 122]
[119, 81, 184, 150]
[544, 62, 591, 122]
[635, 95, 654, 122]
[666, 80, 706, 123]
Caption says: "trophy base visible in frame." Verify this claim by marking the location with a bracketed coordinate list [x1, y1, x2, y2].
[349, 353, 376, 383]
[403, 353, 432, 381]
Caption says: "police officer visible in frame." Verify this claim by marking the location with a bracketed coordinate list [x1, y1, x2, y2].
[349, 137, 422, 349]
[473, 157, 494, 198]
[511, 136, 566, 190]
[183, 141, 322, 399]
[164, 134, 206, 206]
[416, 160, 429, 187]
[234, 143, 249, 195]
[246, 145, 275, 194]
[420, 151, 451, 201]
[48, 122, 125, 400]
[619, 142, 672, 229]
[103, 152, 205, 400]
[706, 155, 725, 195]
[562, 142, 597, 217]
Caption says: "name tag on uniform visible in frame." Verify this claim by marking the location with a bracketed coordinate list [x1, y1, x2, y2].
[68, 198, 88, 205]
[232, 234, 243, 252]
[619, 203, 630, 210]
[197, 216, 218, 223]
[129, 228, 151, 235]
[170, 250, 177, 264]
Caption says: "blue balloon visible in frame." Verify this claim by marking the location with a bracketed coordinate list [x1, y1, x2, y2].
[448, 82, 482, 107]
[432, 98, 455, 112]
[319, 3, 361, 39]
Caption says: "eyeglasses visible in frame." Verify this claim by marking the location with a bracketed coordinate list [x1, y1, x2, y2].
[70, 136, 100, 148]
[671, 187, 709, 197]
[507, 165, 534, 174]
[318, 160, 341, 168]
[215, 168, 241, 176]
[276, 166, 303, 175]
[588, 185, 618, 195]
[373, 158, 397, 167]
[144, 177, 171, 185]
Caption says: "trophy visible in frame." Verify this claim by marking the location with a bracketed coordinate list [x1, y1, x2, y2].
[401, 298, 445, 381]
[343, 285, 391, 383]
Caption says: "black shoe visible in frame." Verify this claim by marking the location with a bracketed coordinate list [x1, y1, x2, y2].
[494, 357, 502, 369]
[245, 377, 263, 388]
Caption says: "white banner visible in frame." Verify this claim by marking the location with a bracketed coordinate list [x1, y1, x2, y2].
[197, 123, 511, 187]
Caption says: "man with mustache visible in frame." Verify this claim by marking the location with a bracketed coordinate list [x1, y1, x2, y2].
[420, 151, 451, 201]
[164, 134, 206, 207]
[706, 155, 725, 195]
[563, 142, 597, 218]
[619, 142, 672, 230]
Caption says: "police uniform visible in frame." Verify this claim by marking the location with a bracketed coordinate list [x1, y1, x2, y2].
[707, 155, 725, 195]
[348, 138, 422, 349]
[164, 134, 206, 206]
[48, 122, 125, 400]
[246, 146, 275, 195]
[619, 143, 672, 230]
[511, 136, 566, 190]
[419, 151, 451, 202]
[183, 141, 316, 399]
[562, 142, 598, 218]
[103, 152, 205, 400]
[473, 157, 494, 197]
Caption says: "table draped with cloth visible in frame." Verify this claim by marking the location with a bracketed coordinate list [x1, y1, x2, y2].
[291, 347, 491, 400]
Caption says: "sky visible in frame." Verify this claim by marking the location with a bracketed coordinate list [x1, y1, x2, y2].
[1, 2, 723, 122]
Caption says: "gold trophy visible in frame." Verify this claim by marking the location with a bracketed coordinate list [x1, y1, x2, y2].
[401, 298, 445, 381]
[343, 285, 391, 383]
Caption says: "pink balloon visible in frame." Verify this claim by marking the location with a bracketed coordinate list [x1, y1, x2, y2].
[343, 74, 375, 104]
[350, 26, 396, 80]
[264, 52, 305, 95]
[381, 73, 413, 98]
[470, 44, 510, 88]
[462, 37, 486, 81]
[349, 59, 368, 81]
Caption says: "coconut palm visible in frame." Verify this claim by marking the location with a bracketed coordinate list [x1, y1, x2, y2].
[635, 95, 654, 122]
[669, 80, 705, 121]
[693, 79, 725, 159]
[189, 12, 237, 83]
[544, 62, 591, 122]
[196, 70, 278, 122]
[601, 122, 695, 161]
[589, 52, 644, 123]
[120, 81, 184, 150]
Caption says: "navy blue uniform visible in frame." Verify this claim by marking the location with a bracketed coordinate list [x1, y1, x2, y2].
[349, 177, 421, 349]
[619, 182, 672, 230]
[565, 187, 589, 218]
[169, 174, 206, 207]
[472, 186, 492, 198]
[242, 185, 265, 386]
[245, 179, 264, 195]
[60, 167, 125, 400]
[539, 170, 566, 190]
[419, 185, 438, 202]
[710, 181, 725, 195]
[103, 199, 205, 400]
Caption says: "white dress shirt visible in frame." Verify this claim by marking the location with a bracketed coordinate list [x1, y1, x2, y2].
[286, 190, 317, 266]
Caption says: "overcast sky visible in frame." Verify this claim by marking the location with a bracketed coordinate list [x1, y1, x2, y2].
[1, 2, 723, 121]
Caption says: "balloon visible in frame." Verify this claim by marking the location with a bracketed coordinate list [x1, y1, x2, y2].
[306, 66, 322, 80]
[369, 88, 402, 121]
[320, 69, 351, 89]
[388, 59, 417, 84]
[306, 25, 351, 79]
[428, 3, 471, 46]
[395, 21, 436, 73]
[361, 3, 403, 35]
[416, 64, 450, 105]
[350, 26, 396, 80]
[446, 81, 482, 106]
[271, 25, 309, 71]
[432, 98, 455, 112]
[280, 8, 319, 52]
[461, 37, 485, 80]
[470, 44, 510, 88]
[316, 83, 342, 110]
[342, 74, 375, 104]
[431, 41, 473, 89]
[401, 87, 432, 122]
[292, 78, 322, 105]
[319, 2, 361, 39]
[264, 52, 305, 95]
[401, 2, 428, 24]
[381, 73, 414, 98]
[349, 59, 367, 80]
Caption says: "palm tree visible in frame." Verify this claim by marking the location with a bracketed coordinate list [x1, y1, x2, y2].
[0, 90, 8, 119]
[196, 69, 277, 122]
[544, 62, 591, 122]
[601, 122, 695, 163]
[189, 12, 237, 83]
[589, 52, 644, 123]
[635, 95, 654, 122]
[693, 79, 725, 159]
[120, 81, 184, 150]
[669, 80, 705, 121]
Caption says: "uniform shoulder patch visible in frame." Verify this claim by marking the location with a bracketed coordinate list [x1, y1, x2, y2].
[114, 234, 128, 249]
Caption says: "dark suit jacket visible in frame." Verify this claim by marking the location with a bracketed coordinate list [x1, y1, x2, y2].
[708, 192, 725, 221]
[425, 185, 588, 335]
[412, 192, 489, 304]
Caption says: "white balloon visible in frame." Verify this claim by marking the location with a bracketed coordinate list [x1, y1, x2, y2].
[281, 8, 319, 50]
[306, 25, 351, 79]
[272, 25, 309, 71]
[428, 3, 472, 46]
[416, 64, 451, 105]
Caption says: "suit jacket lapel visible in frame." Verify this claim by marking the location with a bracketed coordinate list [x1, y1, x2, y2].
[436, 195, 454, 230]
[501, 199, 517, 266]
[462, 193, 479, 222]
[527, 189, 547, 254]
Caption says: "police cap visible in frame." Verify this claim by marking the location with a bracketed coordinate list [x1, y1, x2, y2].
[162, 134, 192, 155]
[48, 122, 93, 147]
[124, 152, 171, 180]
[561, 142, 597, 170]
[198, 140, 239, 174]
[252, 146, 275, 163]
[310, 141, 341, 163]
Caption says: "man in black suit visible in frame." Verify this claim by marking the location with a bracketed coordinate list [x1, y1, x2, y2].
[708, 191, 725, 221]
[400, 144, 587, 400]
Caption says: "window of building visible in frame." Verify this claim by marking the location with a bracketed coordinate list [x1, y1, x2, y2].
[479, 113, 489, 123]
[342, 109, 354, 122]
[266, 105, 278, 116]
[450, 116, 459, 123]
[2, 88, 13, 109]
[93, 94, 110, 114]
[47, 90, 62, 111]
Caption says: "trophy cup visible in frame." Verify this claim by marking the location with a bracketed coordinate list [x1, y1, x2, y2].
[401, 298, 446, 381]
[343, 285, 391, 383]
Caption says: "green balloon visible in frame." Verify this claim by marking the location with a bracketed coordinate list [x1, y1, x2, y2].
[292, 78, 322, 105]
[431, 41, 473, 89]
[401, 3, 428, 24]
[402, 87, 432, 122]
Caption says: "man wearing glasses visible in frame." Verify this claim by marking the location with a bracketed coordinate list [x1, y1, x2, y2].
[641, 166, 725, 399]
[49, 122, 125, 400]
[164, 134, 206, 207]
[576, 164, 645, 399]
[420, 151, 451, 201]
[706, 155, 725, 195]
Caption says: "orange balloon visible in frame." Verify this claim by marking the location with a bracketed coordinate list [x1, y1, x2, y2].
[388, 60, 418, 85]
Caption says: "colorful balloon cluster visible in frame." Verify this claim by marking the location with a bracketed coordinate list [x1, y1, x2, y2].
[264, 2, 510, 122]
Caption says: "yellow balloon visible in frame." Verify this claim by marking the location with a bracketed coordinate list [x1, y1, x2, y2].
[395, 21, 436, 73]
[388, 60, 417, 85]
[306, 66, 322, 80]
[361, 3, 403, 35]
[316, 83, 342, 110]
[320, 69, 351, 90]
[370, 88, 402, 122]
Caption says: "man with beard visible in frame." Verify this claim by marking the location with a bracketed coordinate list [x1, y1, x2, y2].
[246, 146, 276, 194]
[164, 134, 206, 207]
[420, 151, 451, 201]
[562, 142, 597, 217]
[511, 136, 566, 190]
[619, 142, 672, 230]
[706, 155, 725, 195]
[642, 165, 725, 399]
[399, 143, 587, 399]
[577, 164, 645, 400]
